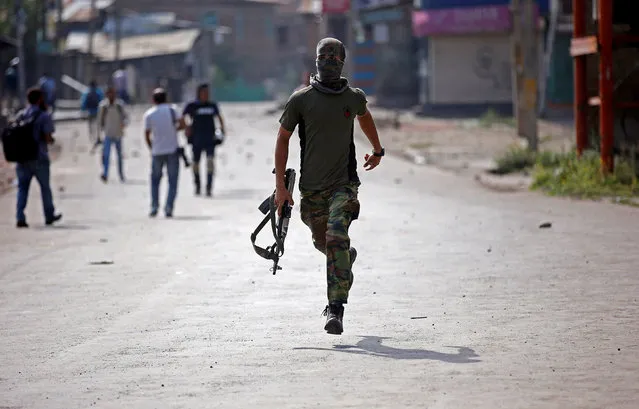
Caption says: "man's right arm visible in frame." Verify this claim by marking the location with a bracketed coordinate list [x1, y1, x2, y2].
[274, 93, 300, 213]
[274, 126, 293, 190]
[41, 113, 55, 144]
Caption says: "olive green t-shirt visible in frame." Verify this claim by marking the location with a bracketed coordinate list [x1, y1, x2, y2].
[279, 85, 368, 192]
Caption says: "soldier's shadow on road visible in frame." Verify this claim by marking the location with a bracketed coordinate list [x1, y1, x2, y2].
[294, 336, 481, 363]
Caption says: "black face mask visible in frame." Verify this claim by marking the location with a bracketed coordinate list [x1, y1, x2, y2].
[312, 38, 348, 93]
[316, 57, 344, 83]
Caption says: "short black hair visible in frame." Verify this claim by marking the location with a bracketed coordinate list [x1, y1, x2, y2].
[27, 87, 43, 104]
[89, 80, 97, 87]
[153, 88, 167, 104]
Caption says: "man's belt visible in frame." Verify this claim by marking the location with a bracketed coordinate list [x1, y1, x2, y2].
[250, 168, 296, 274]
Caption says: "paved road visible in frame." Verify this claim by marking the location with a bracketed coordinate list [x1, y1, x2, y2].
[1, 103, 638, 409]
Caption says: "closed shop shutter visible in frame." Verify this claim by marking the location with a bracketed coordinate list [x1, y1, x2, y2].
[429, 34, 513, 104]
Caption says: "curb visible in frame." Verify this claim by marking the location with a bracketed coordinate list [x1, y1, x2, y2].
[473, 171, 532, 193]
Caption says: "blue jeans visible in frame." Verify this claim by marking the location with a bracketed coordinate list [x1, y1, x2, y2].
[102, 136, 124, 180]
[16, 159, 56, 223]
[151, 151, 180, 213]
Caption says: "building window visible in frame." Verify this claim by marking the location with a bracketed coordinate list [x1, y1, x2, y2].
[277, 26, 289, 46]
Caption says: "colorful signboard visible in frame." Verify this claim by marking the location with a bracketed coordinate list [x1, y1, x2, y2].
[322, 0, 351, 14]
[412, 4, 539, 36]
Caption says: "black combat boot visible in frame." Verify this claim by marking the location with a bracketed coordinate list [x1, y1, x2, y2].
[322, 303, 345, 335]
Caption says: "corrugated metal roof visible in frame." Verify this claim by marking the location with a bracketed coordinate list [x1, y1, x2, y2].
[65, 28, 201, 61]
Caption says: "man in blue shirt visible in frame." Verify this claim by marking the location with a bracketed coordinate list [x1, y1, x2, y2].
[80, 80, 105, 148]
[182, 84, 226, 197]
[15, 88, 62, 228]
[38, 73, 56, 114]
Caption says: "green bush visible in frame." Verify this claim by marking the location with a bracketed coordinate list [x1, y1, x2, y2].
[493, 146, 536, 175]
[531, 150, 639, 199]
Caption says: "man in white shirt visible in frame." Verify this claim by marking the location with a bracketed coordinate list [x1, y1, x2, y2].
[98, 86, 128, 183]
[143, 88, 185, 218]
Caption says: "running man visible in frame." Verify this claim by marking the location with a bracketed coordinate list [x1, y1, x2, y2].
[273, 38, 385, 335]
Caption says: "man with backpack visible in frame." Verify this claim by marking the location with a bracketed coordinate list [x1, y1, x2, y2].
[38, 73, 56, 114]
[143, 88, 185, 218]
[97, 86, 128, 183]
[81, 80, 105, 148]
[1, 87, 62, 228]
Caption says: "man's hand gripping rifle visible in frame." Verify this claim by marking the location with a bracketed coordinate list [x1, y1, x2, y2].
[250, 168, 296, 274]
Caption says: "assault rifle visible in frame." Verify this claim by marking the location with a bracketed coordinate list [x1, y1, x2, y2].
[250, 168, 296, 274]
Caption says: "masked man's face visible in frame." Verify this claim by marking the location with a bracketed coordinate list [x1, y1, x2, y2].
[316, 40, 346, 82]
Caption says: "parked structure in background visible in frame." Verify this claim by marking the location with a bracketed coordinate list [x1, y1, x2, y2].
[349, 0, 417, 109]
[570, 0, 639, 173]
[412, 0, 550, 116]
[273, 0, 323, 95]
[65, 28, 209, 103]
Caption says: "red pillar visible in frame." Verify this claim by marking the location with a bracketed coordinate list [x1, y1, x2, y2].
[573, 0, 588, 156]
[598, 0, 614, 172]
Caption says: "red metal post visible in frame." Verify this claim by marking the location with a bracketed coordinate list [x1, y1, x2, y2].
[598, 0, 614, 172]
[573, 0, 587, 156]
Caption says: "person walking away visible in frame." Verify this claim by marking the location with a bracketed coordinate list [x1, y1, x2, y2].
[143, 88, 185, 218]
[38, 73, 56, 114]
[13, 88, 63, 228]
[4, 58, 19, 111]
[98, 87, 128, 183]
[112, 66, 130, 104]
[273, 38, 385, 335]
[182, 83, 226, 197]
[81, 80, 105, 148]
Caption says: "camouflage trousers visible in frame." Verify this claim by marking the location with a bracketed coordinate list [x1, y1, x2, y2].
[300, 182, 360, 304]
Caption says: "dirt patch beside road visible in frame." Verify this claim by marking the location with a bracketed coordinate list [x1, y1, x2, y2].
[360, 107, 575, 178]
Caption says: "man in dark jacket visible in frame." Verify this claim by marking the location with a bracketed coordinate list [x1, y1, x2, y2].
[182, 83, 226, 197]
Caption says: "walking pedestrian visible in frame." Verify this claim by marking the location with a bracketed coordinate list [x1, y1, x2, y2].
[112, 66, 130, 104]
[143, 88, 185, 218]
[38, 73, 56, 114]
[14, 88, 62, 228]
[273, 38, 385, 335]
[98, 86, 128, 183]
[80, 80, 105, 148]
[182, 83, 226, 197]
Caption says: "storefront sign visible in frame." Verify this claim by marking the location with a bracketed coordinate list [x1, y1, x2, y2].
[412, 4, 538, 36]
[323, 0, 351, 14]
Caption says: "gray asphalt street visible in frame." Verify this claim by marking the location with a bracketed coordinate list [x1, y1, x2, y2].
[1, 102, 638, 409]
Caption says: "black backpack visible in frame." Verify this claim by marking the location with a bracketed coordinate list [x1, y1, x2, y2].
[86, 89, 100, 110]
[1, 110, 42, 163]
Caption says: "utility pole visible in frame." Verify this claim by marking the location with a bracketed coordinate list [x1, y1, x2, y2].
[56, 0, 63, 79]
[511, 0, 539, 152]
[16, 0, 27, 105]
[114, 0, 121, 67]
[86, 0, 97, 81]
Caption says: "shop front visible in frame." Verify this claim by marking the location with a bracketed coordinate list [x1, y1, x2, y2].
[352, 0, 418, 108]
[413, 3, 543, 115]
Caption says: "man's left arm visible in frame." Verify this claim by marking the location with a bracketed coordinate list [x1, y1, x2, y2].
[41, 113, 56, 144]
[357, 108, 384, 171]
